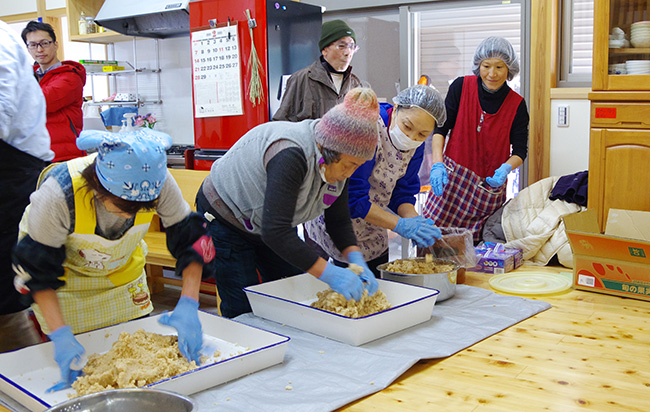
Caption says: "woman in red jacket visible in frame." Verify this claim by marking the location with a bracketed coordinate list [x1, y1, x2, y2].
[22, 21, 86, 162]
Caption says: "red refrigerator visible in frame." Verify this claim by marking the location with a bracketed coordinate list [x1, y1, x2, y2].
[190, 0, 322, 170]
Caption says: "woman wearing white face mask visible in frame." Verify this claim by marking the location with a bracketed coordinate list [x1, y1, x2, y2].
[304, 84, 446, 275]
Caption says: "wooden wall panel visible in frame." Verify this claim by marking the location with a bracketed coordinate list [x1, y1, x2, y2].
[528, 0, 557, 184]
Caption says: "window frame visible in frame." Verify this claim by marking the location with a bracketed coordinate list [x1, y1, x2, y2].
[557, 0, 594, 87]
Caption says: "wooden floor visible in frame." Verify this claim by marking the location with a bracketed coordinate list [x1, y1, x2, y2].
[337, 265, 650, 412]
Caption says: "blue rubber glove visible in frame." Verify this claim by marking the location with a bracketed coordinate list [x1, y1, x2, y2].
[394, 216, 443, 248]
[485, 163, 512, 188]
[46, 325, 85, 393]
[158, 296, 203, 364]
[348, 251, 379, 296]
[429, 162, 448, 196]
[319, 262, 365, 301]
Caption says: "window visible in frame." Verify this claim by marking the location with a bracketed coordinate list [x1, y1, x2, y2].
[407, 2, 523, 96]
[558, 0, 594, 86]
[405, 1, 526, 200]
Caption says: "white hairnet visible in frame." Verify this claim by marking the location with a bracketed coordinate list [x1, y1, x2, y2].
[392, 84, 447, 126]
[471, 36, 520, 81]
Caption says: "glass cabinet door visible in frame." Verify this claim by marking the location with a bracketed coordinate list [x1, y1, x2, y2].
[593, 0, 650, 90]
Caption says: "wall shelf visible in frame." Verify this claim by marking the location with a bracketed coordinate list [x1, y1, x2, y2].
[69, 30, 135, 44]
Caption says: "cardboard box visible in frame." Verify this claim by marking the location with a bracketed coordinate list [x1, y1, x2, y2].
[564, 209, 650, 301]
[473, 246, 523, 274]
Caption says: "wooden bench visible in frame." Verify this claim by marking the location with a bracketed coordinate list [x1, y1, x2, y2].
[143, 168, 217, 296]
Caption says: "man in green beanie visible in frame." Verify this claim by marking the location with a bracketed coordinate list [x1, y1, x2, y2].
[273, 19, 364, 122]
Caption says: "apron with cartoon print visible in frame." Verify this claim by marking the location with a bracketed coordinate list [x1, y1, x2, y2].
[29, 154, 155, 334]
[305, 118, 416, 261]
[422, 76, 521, 242]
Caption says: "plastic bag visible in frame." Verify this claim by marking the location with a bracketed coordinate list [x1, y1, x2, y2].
[475, 241, 507, 258]
[417, 227, 478, 268]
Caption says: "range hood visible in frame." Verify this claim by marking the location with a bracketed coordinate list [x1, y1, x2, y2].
[95, 0, 190, 38]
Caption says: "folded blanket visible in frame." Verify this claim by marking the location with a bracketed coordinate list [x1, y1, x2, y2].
[549, 170, 588, 206]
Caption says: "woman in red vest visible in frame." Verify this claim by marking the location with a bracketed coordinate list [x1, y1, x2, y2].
[422, 36, 529, 243]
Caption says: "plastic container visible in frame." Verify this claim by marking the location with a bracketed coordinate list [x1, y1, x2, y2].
[244, 274, 439, 346]
[489, 272, 572, 296]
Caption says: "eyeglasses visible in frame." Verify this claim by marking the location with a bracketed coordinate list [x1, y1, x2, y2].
[334, 42, 360, 52]
[26, 40, 53, 50]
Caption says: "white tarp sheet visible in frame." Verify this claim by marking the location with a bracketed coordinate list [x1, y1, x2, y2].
[191, 285, 551, 411]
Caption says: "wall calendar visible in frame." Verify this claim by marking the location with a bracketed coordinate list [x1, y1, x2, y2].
[191, 24, 243, 118]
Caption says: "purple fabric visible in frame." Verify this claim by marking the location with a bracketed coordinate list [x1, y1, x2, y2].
[323, 193, 338, 206]
[549, 170, 588, 206]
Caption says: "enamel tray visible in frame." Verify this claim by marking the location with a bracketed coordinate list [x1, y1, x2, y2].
[0, 311, 289, 412]
[244, 274, 439, 346]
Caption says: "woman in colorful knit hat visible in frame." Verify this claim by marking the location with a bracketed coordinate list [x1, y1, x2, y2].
[305, 84, 446, 276]
[198, 88, 380, 318]
[12, 129, 215, 391]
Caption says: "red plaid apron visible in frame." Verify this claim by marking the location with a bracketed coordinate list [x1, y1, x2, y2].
[422, 157, 505, 242]
[423, 76, 521, 241]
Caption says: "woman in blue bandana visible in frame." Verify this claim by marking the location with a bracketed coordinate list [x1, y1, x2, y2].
[12, 129, 215, 391]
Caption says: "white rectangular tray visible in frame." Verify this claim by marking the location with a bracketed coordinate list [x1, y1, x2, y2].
[244, 274, 439, 346]
[0, 311, 289, 412]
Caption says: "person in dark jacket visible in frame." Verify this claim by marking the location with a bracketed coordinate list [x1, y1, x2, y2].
[272, 19, 364, 122]
[22, 21, 86, 162]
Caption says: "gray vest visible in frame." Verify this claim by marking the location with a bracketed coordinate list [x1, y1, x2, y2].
[209, 119, 346, 235]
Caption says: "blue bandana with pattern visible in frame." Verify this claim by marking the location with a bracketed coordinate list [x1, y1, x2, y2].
[76, 129, 172, 201]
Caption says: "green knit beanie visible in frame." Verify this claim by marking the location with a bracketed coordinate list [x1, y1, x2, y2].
[319, 20, 356, 51]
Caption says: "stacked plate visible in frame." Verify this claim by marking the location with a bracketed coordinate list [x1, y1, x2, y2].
[625, 59, 650, 74]
[631, 21, 650, 48]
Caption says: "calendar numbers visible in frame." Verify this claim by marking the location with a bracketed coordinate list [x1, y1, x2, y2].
[191, 25, 243, 118]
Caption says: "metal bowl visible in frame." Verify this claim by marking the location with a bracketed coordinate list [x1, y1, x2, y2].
[377, 258, 460, 301]
[44, 388, 197, 412]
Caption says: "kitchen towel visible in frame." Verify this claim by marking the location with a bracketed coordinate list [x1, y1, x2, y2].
[99, 107, 138, 127]
[191, 284, 551, 412]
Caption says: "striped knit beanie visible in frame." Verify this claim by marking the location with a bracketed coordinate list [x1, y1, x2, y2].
[314, 88, 379, 161]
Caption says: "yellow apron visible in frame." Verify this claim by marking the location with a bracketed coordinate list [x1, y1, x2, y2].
[27, 155, 155, 334]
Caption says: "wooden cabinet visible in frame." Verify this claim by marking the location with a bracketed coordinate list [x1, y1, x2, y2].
[66, 0, 132, 43]
[592, 0, 650, 91]
[589, 1, 650, 230]
[588, 93, 650, 230]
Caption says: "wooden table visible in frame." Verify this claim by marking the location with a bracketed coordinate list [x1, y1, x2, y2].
[338, 265, 650, 412]
[3, 265, 648, 412]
